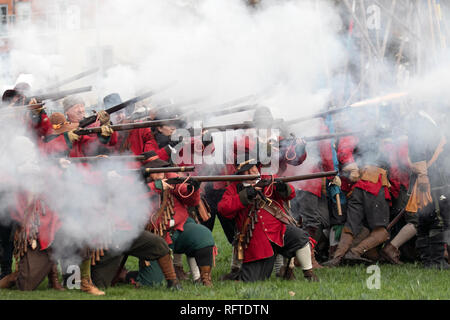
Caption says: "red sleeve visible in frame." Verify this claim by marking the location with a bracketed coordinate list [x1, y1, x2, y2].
[108, 131, 118, 146]
[337, 135, 358, 166]
[41, 134, 69, 156]
[147, 181, 163, 194]
[218, 183, 246, 219]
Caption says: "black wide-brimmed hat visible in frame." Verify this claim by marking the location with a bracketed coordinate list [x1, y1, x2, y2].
[142, 151, 171, 168]
[234, 151, 259, 174]
[2, 89, 24, 105]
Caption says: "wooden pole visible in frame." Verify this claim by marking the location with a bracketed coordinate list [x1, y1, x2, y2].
[336, 194, 343, 216]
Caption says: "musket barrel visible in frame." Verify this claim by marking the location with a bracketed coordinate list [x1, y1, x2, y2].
[74, 119, 182, 135]
[0, 103, 45, 115]
[278, 170, 338, 183]
[303, 131, 358, 142]
[78, 88, 163, 128]
[189, 174, 260, 182]
[284, 106, 351, 126]
[31, 86, 93, 101]
[43, 67, 100, 91]
[144, 166, 196, 174]
[67, 155, 146, 163]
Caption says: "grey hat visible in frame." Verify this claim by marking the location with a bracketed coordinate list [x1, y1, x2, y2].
[63, 95, 84, 114]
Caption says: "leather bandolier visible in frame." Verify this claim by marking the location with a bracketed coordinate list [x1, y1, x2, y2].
[13, 198, 41, 262]
[187, 196, 211, 224]
[234, 194, 297, 261]
[88, 220, 114, 266]
[146, 189, 174, 237]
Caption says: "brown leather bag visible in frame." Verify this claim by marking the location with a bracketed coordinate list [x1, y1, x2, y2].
[197, 196, 211, 222]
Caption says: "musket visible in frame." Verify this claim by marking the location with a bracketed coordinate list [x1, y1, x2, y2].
[185, 121, 254, 135]
[387, 208, 406, 231]
[302, 131, 360, 142]
[64, 155, 147, 163]
[41, 67, 101, 92]
[254, 170, 338, 188]
[74, 118, 183, 135]
[111, 254, 128, 287]
[123, 166, 195, 177]
[0, 102, 45, 115]
[284, 92, 409, 126]
[78, 85, 171, 128]
[160, 174, 261, 184]
[206, 104, 259, 118]
[187, 119, 286, 135]
[129, 98, 206, 121]
[29, 86, 93, 102]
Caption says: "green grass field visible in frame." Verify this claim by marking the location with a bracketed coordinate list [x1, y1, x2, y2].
[0, 220, 449, 300]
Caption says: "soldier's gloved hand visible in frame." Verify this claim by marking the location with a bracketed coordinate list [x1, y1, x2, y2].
[330, 175, 342, 187]
[187, 179, 201, 192]
[67, 130, 80, 143]
[29, 98, 43, 116]
[58, 158, 71, 169]
[168, 135, 183, 148]
[238, 186, 258, 206]
[100, 125, 114, 137]
[275, 181, 288, 193]
[96, 110, 110, 125]
[202, 130, 213, 148]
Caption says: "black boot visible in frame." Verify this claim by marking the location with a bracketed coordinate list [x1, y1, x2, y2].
[427, 232, 449, 270]
[416, 236, 432, 268]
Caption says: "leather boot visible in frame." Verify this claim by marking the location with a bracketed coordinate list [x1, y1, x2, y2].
[344, 227, 388, 265]
[447, 243, 450, 263]
[80, 277, 105, 296]
[306, 227, 323, 269]
[174, 265, 189, 280]
[48, 263, 65, 291]
[328, 245, 337, 261]
[157, 254, 182, 290]
[362, 247, 381, 262]
[221, 266, 240, 281]
[277, 265, 296, 280]
[199, 265, 213, 287]
[311, 249, 323, 269]
[416, 236, 431, 268]
[303, 269, 319, 282]
[380, 243, 403, 265]
[322, 227, 354, 267]
[0, 271, 18, 289]
[427, 232, 449, 270]
[0, 263, 12, 280]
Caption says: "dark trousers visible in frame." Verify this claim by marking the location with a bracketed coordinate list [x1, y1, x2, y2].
[0, 222, 14, 277]
[91, 231, 170, 288]
[203, 186, 236, 244]
[416, 195, 449, 268]
[238, 225, 309, 282]
[16, 244, 53, 291]
[291, 190, 330, 230]
[345, 187, 390, 236]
